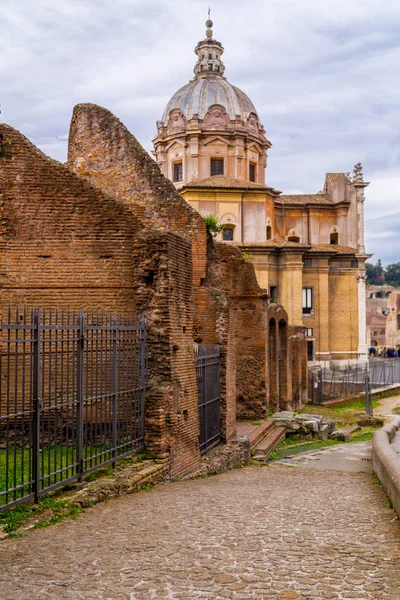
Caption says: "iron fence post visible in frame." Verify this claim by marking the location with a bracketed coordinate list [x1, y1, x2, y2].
[76, 310, 84, 482]
[32, 309, 41, 504]
[365, 373, 373, 417]
[112, 314, 118, 469]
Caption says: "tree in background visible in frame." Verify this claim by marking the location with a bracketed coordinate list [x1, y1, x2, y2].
[386, 262, 400, 286]
[366, 259, 400, 287]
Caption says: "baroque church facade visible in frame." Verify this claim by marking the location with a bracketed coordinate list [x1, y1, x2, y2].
[153, 19, 370, 366]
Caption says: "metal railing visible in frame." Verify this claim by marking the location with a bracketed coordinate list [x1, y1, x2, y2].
[0, 307, 149, 510]
[195, 346, 221, 455]
[309, 358, 400, 404]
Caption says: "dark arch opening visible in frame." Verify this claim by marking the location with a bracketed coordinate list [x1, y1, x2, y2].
[268, 318, 277, 411]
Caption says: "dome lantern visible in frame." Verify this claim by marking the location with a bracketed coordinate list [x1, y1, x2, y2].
[193, 17, 225, 78]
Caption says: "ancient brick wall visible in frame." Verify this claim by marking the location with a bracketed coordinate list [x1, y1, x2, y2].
[289, 325, 308, 409]
[0, 124, 200, 477]
[66, 105, 239, 442]
[202, 242, 269, 422]
[67, 103, 208, 287]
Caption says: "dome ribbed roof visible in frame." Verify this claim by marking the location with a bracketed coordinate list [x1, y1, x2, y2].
[162, 77, 258, 124]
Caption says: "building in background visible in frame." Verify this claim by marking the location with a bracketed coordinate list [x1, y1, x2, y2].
[154, 18, 370, 367]
[366, 286, 400, 349]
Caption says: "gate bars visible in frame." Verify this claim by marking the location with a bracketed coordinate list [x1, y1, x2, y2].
[0, 307, 149, 510]
[195, 345, 221, 455]
[308, 359, 400, 404]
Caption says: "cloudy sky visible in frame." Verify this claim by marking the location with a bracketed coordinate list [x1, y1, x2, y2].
[1, 0, 399, 264]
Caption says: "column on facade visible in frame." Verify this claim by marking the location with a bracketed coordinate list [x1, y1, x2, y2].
[357, 269, 368, 361]
[277, 252, 303, 326]
[316, 259, 330, 365]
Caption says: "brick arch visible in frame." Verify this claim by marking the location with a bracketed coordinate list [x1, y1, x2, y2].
[267, 304, 291, 411]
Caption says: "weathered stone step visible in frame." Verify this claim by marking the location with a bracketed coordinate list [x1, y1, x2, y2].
[247, 419, 276, 449]
[253, 426, 286, 458]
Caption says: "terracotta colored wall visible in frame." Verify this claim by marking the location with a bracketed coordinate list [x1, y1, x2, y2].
[0, 124, 200, 477]
[67, 104, 241, 443]
[67, 103, 207, 288]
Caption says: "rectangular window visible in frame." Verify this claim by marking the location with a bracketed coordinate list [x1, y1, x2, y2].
[302, 288, 313, 314]
[210, 158, 224, 176]
[307, 340, 314, 361]
[173, 162, 183, 182]
[306, 328, 313, 337]
[249, 163, 256, 182]
[269, 286, 278, 302]
[303, 258, 312, 267]
[222, 226, 234, 241]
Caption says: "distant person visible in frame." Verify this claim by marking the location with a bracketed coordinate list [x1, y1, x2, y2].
[378, 348, 382, 358]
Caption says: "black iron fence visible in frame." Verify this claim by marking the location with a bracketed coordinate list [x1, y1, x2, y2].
[195, 346, 221, 455]
[309, 358, 400, 404]
[0, 307, 148, 510]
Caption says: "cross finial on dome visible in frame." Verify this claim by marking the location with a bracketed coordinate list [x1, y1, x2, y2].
[206, 9, 213, 39]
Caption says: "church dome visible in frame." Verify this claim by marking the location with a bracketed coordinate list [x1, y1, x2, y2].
[153, 17, 270, 189]
[162, 78, 258, 124]
[160, 18, 258, 126]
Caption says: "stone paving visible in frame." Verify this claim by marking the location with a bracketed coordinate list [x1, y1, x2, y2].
[273, 441, 373, 473]
[1, 445, 400, 599]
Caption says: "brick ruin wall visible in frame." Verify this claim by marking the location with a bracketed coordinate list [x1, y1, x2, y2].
[0, 124, 200, 476]
[289, 325, 308, 408]
[67, 103, 208, 287]
[203, 242, 270, 422]
[0, 108, 308, 477]
[66, 104, 240, 440]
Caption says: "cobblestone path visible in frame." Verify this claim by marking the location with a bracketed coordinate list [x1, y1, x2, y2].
[1, 451, 400, 599]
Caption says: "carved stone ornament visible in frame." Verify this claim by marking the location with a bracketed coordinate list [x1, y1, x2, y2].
[246, 114, 259, 134]
[352, 162, 363, 183]
[203, 106, 229, 129]
[167, 109, 186, 133]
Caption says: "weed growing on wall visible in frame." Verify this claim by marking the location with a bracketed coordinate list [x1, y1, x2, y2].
[202, 213, 223, 237]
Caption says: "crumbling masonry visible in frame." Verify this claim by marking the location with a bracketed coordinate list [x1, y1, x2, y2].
[0, 107, 307, 476]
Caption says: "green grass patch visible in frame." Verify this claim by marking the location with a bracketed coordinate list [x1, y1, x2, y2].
[0, 492, 85, 535]
[299, 399, 379, 428]
[0, 442, 142, 505]
[269, 430, 374, 461]
[0, 504, 32, 533]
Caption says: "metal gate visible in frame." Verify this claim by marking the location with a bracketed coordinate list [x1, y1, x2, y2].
[0, 307, 148, 510]
[195, 346, 221, 455]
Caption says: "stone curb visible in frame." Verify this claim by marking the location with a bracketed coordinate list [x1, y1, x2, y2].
[372, 415, 400, 518]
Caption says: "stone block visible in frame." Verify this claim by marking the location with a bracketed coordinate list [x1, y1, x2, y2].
[272, 411, 294, 419]
[302, 420, 319, 434]
[329, 429, 349, 441]
[324, 419, 336, 434]
[318, 423, 330, 440]
[295, 414, 323, 424]
[231, 436, 250, 450]
[357, 416, 384, 428]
